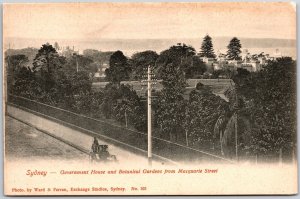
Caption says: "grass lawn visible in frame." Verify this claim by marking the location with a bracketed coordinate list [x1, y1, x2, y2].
[92, 79, 234, 101]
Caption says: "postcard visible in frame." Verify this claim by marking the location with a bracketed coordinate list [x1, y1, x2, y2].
[3, 2, 297, 195]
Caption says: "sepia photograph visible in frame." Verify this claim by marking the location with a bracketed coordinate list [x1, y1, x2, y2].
[3, 2, 297, 195]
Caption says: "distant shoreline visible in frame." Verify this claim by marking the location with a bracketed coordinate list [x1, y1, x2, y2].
[5, 37, 296, 58]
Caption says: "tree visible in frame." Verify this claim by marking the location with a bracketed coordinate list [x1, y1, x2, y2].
[232, 68, 250, 87]
[184, 56, 207, 78]
[157, 43, 196, 67]
[63, 54, 95, 75]
[33, 43, 66, 92]
[82, 49, 114, 68]
[61, 79, 95, 110]
[69, 71, 92, 95]
[5, 48, 38, 64]
[52, 54, 95, 109]
[184, 83, 229, 148]
[105, 51, 130, 85]
[113, 85, 145, 129]
[218, 82, 253, 159]
[199, 35, 216, 58]
[226, 37, 242, 60]
[5, 54, 29, 91]
[11, 67, 41, 99]
[155, 44, 199, 141]
[156, 89, 187, 142]
[130, 51, 158, 80]
[156, 43, 196, 79]
[233, 57, 296, 159]
[6, 54, 29, 71]
[100, 83, 146, 131]
[156, 63, 187, 141]
[212, 70, 222, 79]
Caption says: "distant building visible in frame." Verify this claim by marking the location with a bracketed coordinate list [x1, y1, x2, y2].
[228, 60, 243, 68]
[202, 57, 215, 65]
[93, 60, 110, 80]
[98, 61, 109, 78]
[241, 60, 260, 72]
[58, 46, 79, 58]
[213, 62, 221, 70]
[216, 50, 227, 62]
[197, 56, 215, 73]
[199, 48, 284, 74]
[240, 64, 253, 72]
[241, 49, 250, 61]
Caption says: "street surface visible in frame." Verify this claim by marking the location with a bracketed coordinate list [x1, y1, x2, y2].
[5, 116, 87, 161]
[6, 105, 166, 166]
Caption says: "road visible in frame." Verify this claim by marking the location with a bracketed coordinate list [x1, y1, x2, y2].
[5, 116, 87, 161]
[6, 105, 167, 166]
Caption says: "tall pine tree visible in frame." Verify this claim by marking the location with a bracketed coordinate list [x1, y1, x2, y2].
[226, 37, 242, 60]
[199, 35, 216, 58]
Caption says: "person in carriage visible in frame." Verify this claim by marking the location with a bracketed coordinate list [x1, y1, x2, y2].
[90, 137, 117, 163]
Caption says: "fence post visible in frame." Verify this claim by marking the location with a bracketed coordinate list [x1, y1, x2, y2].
[185, 130, 189, 147]
[125, 110, 128, 128]
[255, 154, 258, 165]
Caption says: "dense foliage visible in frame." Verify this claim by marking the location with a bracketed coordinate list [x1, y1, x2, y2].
[184, 83, 229, 148]
[6, 41, 296, 161]
[153, 44, 192, 142]
[233, 58, 296, 157]
[130, 51, 159, 80]
[100, 83, 147, 131]
[105, 51, 131, 84]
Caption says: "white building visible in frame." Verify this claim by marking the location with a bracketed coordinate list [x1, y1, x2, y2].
[241, 49, 250, 61]
[241, 60, 260, 72]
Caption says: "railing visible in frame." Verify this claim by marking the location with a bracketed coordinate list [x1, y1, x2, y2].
[7, 94, 234, 164]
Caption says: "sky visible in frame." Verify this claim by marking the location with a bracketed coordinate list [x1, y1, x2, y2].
[4, 2, 296, 40]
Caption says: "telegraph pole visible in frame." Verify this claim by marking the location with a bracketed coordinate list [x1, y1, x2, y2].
[147, 65, 152, 166]
[141, 65, 156, 166]
[235, 112, 238, 161]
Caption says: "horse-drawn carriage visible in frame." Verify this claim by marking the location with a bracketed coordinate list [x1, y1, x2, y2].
[89, 137, 117, 163]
